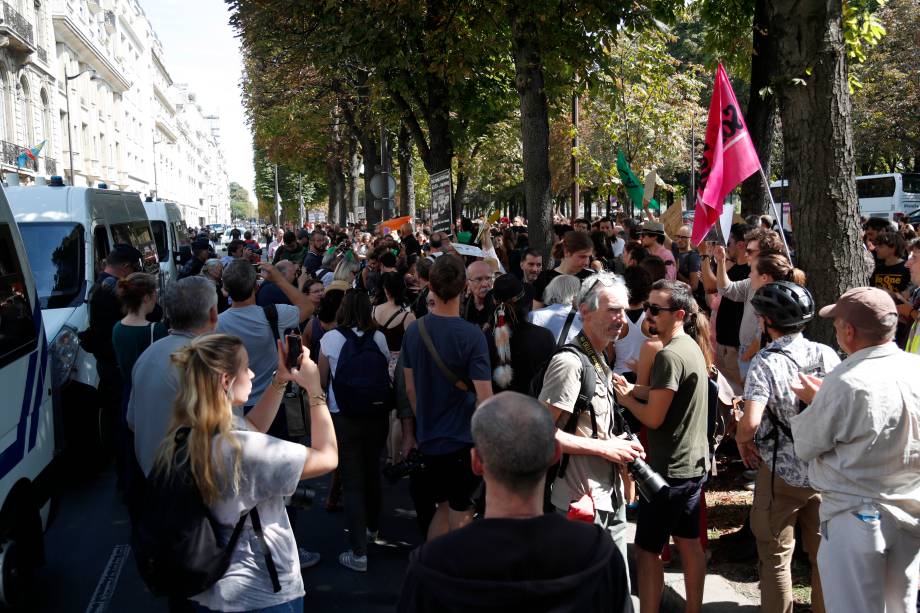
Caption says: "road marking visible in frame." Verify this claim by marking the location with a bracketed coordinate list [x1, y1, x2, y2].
[85, 544, 131, 613]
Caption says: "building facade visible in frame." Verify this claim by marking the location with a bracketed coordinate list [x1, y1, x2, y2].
[0, 0, 230, 225]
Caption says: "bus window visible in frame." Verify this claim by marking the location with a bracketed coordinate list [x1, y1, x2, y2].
[856, 176, 896, 199]
[903, 174, 920, 194]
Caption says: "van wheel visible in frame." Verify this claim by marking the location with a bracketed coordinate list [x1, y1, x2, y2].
[0, 538, 25, 608]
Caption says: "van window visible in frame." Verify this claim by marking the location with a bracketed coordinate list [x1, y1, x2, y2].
[93, 225, 110, 276]
[0, 223, 39, 369]
[150, 220, 169, 262]
[856, 176, 896, 199]
[18, 223, 86, 309]
[110, 221, 159, 274]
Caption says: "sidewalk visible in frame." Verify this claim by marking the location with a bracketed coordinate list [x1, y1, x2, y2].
[624, 522, 759, 612]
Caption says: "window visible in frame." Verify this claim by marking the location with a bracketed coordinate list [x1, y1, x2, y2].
[18, 223, 86, 309]
[150, 220, 168, 262]
[93, 225, 110, 276]
[110, 221, 159, 274]
[20, 76, 33, 146]
[0, 223, 38, 369]
[856, 176, 896, 199]
[903, 174, 920, 194]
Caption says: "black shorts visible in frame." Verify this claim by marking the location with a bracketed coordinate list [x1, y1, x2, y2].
[422, 446, 479, 512]
[635, 474, 706, 554]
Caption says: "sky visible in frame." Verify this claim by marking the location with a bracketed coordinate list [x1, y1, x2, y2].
[141, 0, 254, 204]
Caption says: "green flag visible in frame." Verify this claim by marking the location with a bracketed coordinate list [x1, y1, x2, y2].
[616, 149, 659, 212]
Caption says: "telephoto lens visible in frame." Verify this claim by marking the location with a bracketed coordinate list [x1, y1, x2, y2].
[628, 456, 670, 502]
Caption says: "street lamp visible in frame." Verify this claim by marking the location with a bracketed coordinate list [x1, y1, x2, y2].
[64, 68, 97, 186]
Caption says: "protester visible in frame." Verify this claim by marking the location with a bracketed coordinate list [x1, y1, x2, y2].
[256, 260, 298, 307]
[537, 273, 645, 569]
[532, 231, 596, 308]
[178, 239, 211, 279]
[397, 392, 633, 612]
[272, 231, 307, 267]
[613, 279, 710, 613]
[790, 287, 920, 613]
[612, 266, 653, 381]
[487, 274, 554, 394]
[301, 229, 328, 275]
[112, 273, 168, 391]
[639, 222, 676, 281]
[672, 225, 702, 295]
[599, 217, 625, 259]
[902, 238, 920, 353]
[528, 274, 582, 345]
[462, 260, 495, 329]
[153, 334, 337, 611]
[735, 282, 840, 613]
[870, 230, 910, 293]
[401, 255, 493, 540]
[410, 256, 433, 319]
[318, 290, 392, 572]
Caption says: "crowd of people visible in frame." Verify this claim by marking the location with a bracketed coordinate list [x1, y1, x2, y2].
[77, 209, 920, 612]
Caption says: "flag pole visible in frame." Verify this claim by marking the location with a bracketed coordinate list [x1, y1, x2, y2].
[758, 166, 792, 260]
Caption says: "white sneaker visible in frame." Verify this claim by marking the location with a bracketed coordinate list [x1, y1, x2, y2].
[338, 550, 367, 572]
[298, 548, 321, 569]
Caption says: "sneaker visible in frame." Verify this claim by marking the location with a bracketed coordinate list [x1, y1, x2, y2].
[366, 529, 380, 545]
[742, 469, 758, 480]
[339, 550, 367, 572]
[298, 548, 321, 569]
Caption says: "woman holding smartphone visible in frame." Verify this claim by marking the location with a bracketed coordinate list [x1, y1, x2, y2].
[152, 334, 337, 612]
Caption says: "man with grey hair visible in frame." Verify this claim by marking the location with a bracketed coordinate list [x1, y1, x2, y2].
[790, 287, 920, 612]
[127, 276, 218, 476]
[528, 274, 583, 345]
[397, 392, 632, 612]
[256, 259, 298, 307]
[536, 272, 644, 570]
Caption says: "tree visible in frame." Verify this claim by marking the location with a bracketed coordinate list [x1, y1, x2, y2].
[767, 0, 870, 344]
[228, 182, 251, 220]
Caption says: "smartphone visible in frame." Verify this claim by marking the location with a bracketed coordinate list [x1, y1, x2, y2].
[285, 334, 303, 370]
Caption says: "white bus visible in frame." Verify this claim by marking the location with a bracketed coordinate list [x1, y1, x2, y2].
[770, 173, 920, 229]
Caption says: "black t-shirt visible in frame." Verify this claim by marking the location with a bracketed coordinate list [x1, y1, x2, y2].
[871, 260, 910, 293]
[715, 263, 750, 348]
[402, 234, 421, 258]
[487, 321, 555, 394]
[532, 268, 595, 304]
[462, 293, 495, 329]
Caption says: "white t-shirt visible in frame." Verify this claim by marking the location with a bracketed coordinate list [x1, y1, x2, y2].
[319, 327, 389, 413]
[528, 304, 582, 345]
[192, 420, 307, 612]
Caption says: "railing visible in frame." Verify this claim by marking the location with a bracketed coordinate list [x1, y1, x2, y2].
[1, 140, 38, 171]
[36, 47, 47, 63]
[0, 1, 34, 46]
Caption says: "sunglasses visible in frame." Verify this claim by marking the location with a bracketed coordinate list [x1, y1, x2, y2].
[643, 302, 680, 316]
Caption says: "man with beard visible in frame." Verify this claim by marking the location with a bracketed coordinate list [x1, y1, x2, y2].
[521, 249, 543, 286]
[613, 280, 710, 613]
[536, 273, 645, 573]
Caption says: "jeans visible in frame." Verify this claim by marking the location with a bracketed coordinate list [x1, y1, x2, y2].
[192, 596, 303, 612]
[333, 412, 389, 556]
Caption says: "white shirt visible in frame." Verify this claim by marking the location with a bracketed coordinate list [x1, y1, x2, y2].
[319, 328, 389, 413]
[528, 304, 582, 345]
[791, 342, 920, 534]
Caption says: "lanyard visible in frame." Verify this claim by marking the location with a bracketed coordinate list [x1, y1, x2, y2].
[575, 331, 610, 383]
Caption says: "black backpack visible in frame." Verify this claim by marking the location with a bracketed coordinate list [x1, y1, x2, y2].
[331, 327, 395, 416]
[132, 429, 280, 598]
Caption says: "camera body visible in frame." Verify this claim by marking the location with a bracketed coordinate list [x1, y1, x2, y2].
[382, 449, 426, 484]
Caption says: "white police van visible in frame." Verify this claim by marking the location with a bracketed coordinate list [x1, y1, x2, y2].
[6, 177, 158, 461]
[0, 183, 57, 606]
[144, 197, 189, 292]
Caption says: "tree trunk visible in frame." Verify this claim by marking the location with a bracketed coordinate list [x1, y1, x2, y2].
[740, 0, 778, 218]
[360, 134, 381, 227]
[335, 158, 347, 227]
[348, 134, 361, 223]
[508, 4, 553, 264]
[769, 0, 870, 345]
[397, 124, 415, 218]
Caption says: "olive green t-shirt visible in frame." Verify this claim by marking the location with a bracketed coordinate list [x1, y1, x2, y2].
[648, 334, 711, 478]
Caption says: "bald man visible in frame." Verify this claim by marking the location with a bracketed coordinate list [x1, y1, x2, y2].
[397, 392, 633, 612]
[672, 225, 701, 293]
[256, 259, 298, 307]
[463, 260, 495, 329]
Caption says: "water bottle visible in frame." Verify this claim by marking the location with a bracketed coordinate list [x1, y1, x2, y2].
[855, 499, 880, 523]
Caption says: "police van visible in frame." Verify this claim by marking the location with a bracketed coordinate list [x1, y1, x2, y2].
[144, 197, 189, 292]
[6, 176, 158, 460]
[0, 183, 57, 606]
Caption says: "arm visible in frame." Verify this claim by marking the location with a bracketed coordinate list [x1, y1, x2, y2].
[617, 387, 674, 430]
[545, 404, 644, 464]
[473, 380, 493, 407]
[697, 242, 717, 293]
[318, 351, 331, 391]
[404, 366, 417, 415]
[736, 399, 765, 469]
[713, 246, 731, 290]
[292, 355, 338, 479]
[244, 340, 290, 433]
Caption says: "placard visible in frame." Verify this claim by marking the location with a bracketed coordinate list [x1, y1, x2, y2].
[429, 169, 453, 235]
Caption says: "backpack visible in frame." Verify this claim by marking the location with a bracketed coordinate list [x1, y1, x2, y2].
[330, 327, 395, 416]
[132, 429, 281, 598]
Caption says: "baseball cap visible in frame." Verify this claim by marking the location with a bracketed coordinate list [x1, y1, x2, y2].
[818, 287, 897, 335]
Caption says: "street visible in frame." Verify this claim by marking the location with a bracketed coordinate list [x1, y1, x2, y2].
[32, 449, 422, 612]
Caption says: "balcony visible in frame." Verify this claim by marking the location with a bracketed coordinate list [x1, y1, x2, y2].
[0, 1, 35, 53]
[1, 140, 38, 172]
[36, 46, 47, 63]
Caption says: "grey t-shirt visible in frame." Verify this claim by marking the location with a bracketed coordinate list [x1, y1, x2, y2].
[191, 419, 308, 611]
[648, 334, 711, 478]
[127, 330, 196, 476]
[217, 304, 299, 407]
[538, 350, 622, 513]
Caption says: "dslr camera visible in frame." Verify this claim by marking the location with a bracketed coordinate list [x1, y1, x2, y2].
[382, 449, 426, 484]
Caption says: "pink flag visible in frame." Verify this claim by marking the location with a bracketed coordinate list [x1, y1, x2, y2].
[691, 64, 762, 245]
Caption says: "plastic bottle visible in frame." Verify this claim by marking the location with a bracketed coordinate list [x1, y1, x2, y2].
[855, 499, 880, 523]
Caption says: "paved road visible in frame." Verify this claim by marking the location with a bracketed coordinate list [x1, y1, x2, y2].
[31, 458, 422, 612]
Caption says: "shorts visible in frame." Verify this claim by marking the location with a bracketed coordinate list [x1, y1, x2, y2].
[635, 474, 706, 554]
[422, 445, 479, 512]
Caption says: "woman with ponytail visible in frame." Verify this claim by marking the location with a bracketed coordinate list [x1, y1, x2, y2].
[153, 334, 337, 611]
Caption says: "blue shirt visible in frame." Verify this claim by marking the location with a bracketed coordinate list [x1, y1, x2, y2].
[402, 314, 491, 455]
